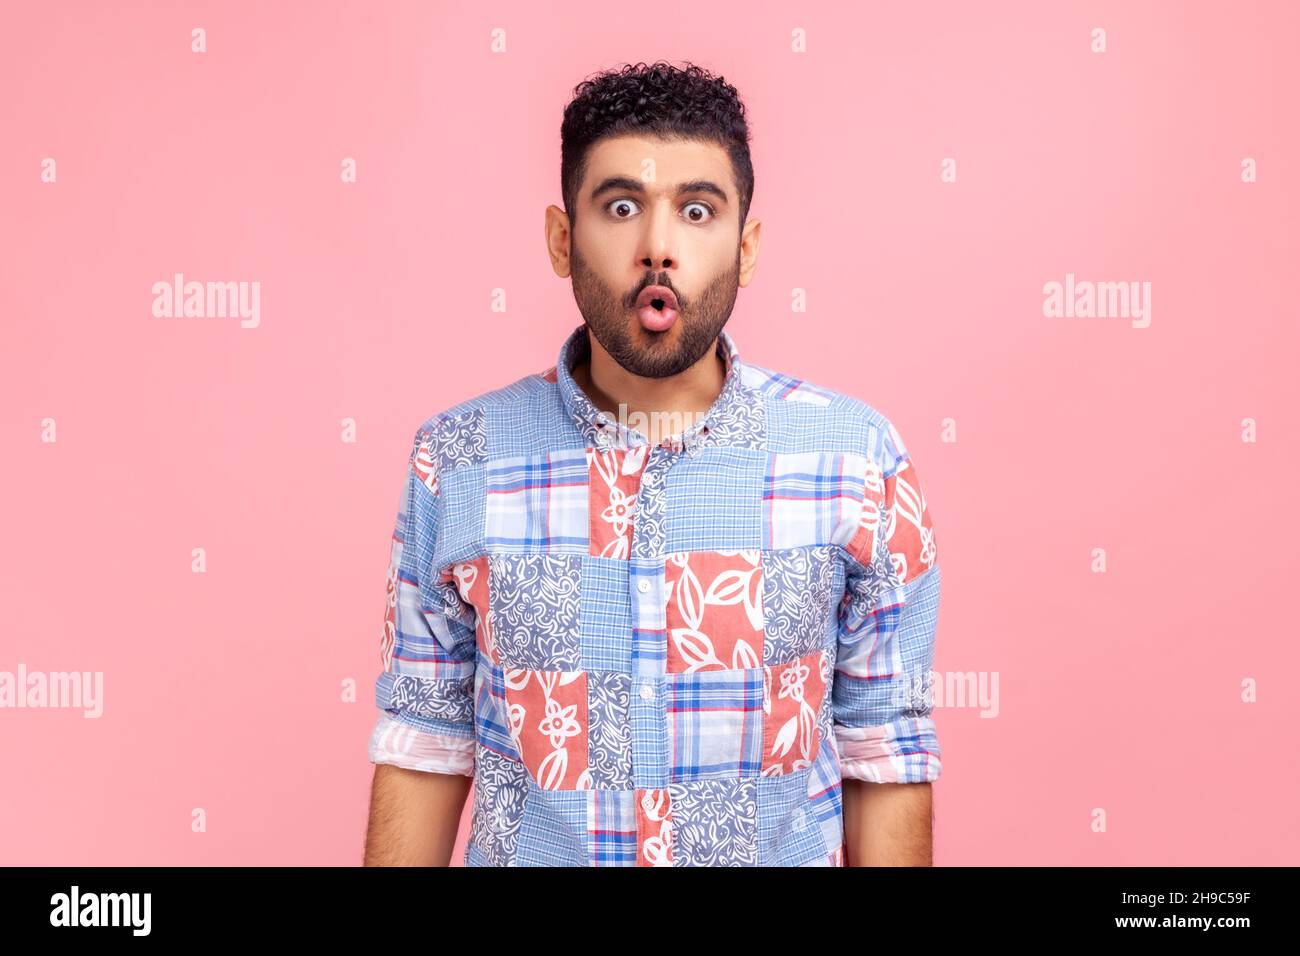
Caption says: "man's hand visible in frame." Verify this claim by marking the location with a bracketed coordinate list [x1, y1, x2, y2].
[363, 763, 472, 866]
[841, 780, 933, 866]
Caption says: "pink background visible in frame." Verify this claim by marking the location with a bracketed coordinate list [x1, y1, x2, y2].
[2, 1, 1296, 865]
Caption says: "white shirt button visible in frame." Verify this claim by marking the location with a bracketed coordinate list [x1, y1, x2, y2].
[637, 579, 650, 593]
[639, 683, 655, 701]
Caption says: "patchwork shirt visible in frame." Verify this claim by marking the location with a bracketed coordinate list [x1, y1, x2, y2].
[369, 322, 942, 867]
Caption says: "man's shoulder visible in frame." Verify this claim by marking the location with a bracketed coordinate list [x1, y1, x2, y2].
[411, 366, 557, 442]
[739, 358, 906, 464]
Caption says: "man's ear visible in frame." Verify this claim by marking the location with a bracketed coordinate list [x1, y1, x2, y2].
[544, 204, 572, 278]
[738, 218, 762, 287]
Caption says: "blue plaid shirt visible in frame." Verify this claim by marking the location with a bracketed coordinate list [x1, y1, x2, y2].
[370, 322, 942, 866]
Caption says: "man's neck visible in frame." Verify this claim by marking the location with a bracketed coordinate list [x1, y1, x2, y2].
[571, 332, 726, 447]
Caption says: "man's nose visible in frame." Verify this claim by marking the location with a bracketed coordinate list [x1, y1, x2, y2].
[637, 202, 677, 270]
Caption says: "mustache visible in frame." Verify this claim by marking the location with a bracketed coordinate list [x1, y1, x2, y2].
[626, 275, 681, 307]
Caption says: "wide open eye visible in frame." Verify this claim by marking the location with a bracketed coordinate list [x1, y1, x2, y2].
[606, 198, 641, 219]
[682, 202, 714, 224]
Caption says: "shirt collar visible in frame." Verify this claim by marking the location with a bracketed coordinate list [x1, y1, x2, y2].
[551, 322, 761, 456]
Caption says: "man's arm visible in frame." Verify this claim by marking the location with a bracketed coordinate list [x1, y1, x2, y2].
[832, 419, 943, 866]
[841, 780, 932, 866]
[363, 420, 479, 866]
[364, 764, 471, 867]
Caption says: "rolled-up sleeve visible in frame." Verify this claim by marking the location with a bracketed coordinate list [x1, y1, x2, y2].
[368, 421, 478, 776]
[833, 420, 942, 784]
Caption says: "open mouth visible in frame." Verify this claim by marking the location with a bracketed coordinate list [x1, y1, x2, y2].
[635, 285, 679, 332]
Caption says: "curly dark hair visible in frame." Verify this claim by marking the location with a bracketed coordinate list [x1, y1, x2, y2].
[560, 60, 754, 231]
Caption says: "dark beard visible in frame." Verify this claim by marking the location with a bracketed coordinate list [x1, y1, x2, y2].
[569, 243, 741, 379]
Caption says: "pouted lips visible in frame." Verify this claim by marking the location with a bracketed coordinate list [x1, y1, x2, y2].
[635, 285, 679, 333]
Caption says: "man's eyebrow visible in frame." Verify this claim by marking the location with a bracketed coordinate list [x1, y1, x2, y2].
[589, 176, 730, 205]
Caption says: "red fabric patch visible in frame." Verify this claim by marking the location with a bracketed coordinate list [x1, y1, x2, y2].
[664, 550, 765, 672]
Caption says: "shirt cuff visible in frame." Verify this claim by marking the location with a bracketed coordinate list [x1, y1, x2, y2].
[833, 717, 942, 784]
[368, 712, 476, 776]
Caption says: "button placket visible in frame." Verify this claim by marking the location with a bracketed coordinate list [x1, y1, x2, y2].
[629, 444, 670, 562]
[627, 554, 668, 787]
[625, 445, 674, 789]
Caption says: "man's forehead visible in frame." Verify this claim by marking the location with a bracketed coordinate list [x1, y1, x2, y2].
[584, 134, 733, 191]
